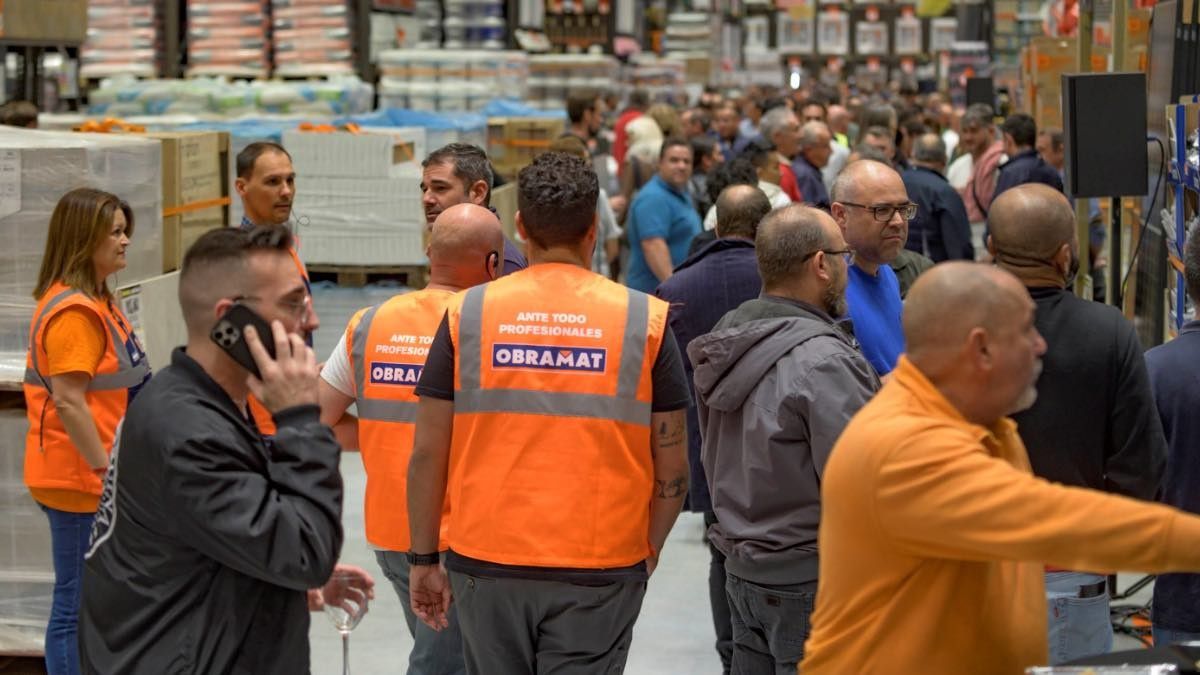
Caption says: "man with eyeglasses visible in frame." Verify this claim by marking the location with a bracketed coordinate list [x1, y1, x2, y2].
[831, 159, 917, 376]
[81, 226, 374, 674]
[316, 204, 503, 675]
[689, 204, 880, 673]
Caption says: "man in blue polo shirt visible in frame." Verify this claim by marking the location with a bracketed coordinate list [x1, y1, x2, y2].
[626, 138, 702, 293]
[831, 159, 914, 375]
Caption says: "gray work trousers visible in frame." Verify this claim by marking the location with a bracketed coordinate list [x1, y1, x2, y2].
[448, 571, 647, 675]
[376, 551, 467, 675]
[725, 573, 818, 675]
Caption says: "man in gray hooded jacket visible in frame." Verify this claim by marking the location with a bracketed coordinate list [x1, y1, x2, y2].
[688, 204, 880, 674]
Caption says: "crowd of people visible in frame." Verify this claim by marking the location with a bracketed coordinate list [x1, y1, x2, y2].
[19, 80, 1200, 675]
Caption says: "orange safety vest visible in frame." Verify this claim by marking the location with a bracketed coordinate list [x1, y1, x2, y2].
[346, 288, 454, 552]
[444, 263, 668, 568]
[23, 281, 151, 496]
[246, 239, 310, 437]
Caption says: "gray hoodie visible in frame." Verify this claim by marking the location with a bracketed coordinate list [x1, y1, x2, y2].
[688, 295, 879, 586]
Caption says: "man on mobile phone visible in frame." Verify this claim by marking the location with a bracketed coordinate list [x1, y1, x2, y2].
[318, 203, 504, 675]
[79, 226, 373, 674]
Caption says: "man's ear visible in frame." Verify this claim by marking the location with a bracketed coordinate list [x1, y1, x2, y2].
[234, 177, 248, 198]
[469, 180, 489, 206]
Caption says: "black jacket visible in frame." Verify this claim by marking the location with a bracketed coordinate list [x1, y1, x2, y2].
[993, 149, 1064, 200]
[655, 237, 762, 513]
[901, 166, 974, 262]
[1011, 288, 1165, 499]
[80, 348, 344, 675]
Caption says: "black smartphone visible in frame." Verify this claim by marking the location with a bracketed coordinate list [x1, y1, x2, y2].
[210, 303, 275, 380]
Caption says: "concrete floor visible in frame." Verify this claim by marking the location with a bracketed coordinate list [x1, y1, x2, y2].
[306, 284, 1155, 674]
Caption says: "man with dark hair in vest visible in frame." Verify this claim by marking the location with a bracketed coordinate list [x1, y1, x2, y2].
[318, 204, 503, 675]
[407, 151, 691, 674]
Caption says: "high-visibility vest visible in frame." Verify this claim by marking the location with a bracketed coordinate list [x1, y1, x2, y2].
[444, 263, 668, 568]
[23, 281, 151, 496]
[346, 288, 454, 552]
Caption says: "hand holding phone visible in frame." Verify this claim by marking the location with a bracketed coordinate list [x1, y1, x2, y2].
[243, 320, 319, 414]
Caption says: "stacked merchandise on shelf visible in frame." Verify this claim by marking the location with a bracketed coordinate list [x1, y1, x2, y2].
[664, 12, 716, 86]
[992, 0, 1042, 67]
[442, 0, 508, 50]
[280, 127, 426, 265]
[82, 0, 160, 79]
[377, 50, 528, 112]
[86, 77, 374, 117]
[0, 128, 163, 380]
[272, 0, 356, 77]
[744, 49, 785, 87]
[187, 0, 271, 78]
[623, 55, 686, 104]
[527, 55, 619, 111]
[414, 0, 443, 47]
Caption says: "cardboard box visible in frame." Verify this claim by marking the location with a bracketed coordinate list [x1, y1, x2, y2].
[1029, 37, 1077, 129]
[0, 0, 87, 43]
[148, 132, 231, 273]
[487, 117, 565, 180]
[117, 271, 185, 372]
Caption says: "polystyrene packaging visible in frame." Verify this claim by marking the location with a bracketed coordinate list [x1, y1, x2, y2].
[280, 129, 427, 266]
[0, 128, 163, 380]
[0, 410, 50, 654]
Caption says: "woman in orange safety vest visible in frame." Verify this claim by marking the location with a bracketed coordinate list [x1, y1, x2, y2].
[23, 187, 151, 675]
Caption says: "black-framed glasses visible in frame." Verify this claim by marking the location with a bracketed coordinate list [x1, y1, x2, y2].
[232, 294, 312, 320]
[801, 247, 855, 263]
[839, 201, 918, 222]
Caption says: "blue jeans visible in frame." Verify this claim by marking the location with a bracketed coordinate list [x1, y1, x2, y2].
[1152, 626, 1200, 647]
[376, 550, 466, 675]
[725, 573, 817, 675]
[1045, 571, 1113, 665]
[41, 506, 94, 675]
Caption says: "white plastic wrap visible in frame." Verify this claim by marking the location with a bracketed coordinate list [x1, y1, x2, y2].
[0, 128, 163, 382]
[0, 409, 52, 654]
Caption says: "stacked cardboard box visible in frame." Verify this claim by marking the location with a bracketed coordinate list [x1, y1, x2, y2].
[1028, 37, 1077, 130]
[281, 128, 427, 266]
[151, 132, 231, 273]
[0, 128, 162, 381]
[487, 117, 565, 182]
[0, 0, 87, 42]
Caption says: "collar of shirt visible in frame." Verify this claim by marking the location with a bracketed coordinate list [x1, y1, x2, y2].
[1180, 320, 1200, 335]
[1001, 148, 1040, 168]
[758, 293, 834, 324]
[650, 174, 689, 201]
[889, 354, 1017, 446]
[913, 165, 948, 181]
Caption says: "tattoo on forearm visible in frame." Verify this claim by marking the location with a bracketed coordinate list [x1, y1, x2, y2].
[655, 475, 687, 499]
[656, 415, 685, 452]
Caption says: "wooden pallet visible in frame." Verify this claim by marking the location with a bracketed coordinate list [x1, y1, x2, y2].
[306, 264, 429, 288]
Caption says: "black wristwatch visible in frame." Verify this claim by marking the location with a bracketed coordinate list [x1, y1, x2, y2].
[406, 551, 440, 566]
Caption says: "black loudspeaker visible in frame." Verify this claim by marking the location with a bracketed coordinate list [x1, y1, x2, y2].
[1062, 72, 1148, 198]
[966, 77, 994, 108]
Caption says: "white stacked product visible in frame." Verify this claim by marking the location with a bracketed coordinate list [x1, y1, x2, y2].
[187, 0, 271, 78]
[377, 49, 527, 112]
[743, 49, 785, 87]
[414, 0, 443, 47]
[281, 128, 427, 266]
[664, 12, 714, 53]
[442, 0, 508, 50]
[624, 55, 686, 104]
[82, 0, 159, 79]
[272, 0, 355, 77]
[85, 77, 375, 117]
[527, 54, 618, 111]
[0, 128, 163, 381]
[0, 409, 48, 655]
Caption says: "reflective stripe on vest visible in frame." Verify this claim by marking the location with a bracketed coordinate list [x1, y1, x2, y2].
[350, 304, 421, 423]
[24, 289, 151, 392]
[456, 284, 652, 426]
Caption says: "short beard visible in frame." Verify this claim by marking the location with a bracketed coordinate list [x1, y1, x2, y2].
[823, 279, 848, 318]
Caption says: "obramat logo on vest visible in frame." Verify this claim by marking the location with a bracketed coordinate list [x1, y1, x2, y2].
[492, 344, 606, 372]
[370, 362, 423, 385]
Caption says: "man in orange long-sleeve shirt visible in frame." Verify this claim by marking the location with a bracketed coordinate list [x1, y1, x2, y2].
[801, 262, 1200, 675]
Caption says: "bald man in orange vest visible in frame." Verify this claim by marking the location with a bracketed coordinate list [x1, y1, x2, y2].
[319, 203, 503, 675]
[407, 152, 691, 675]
